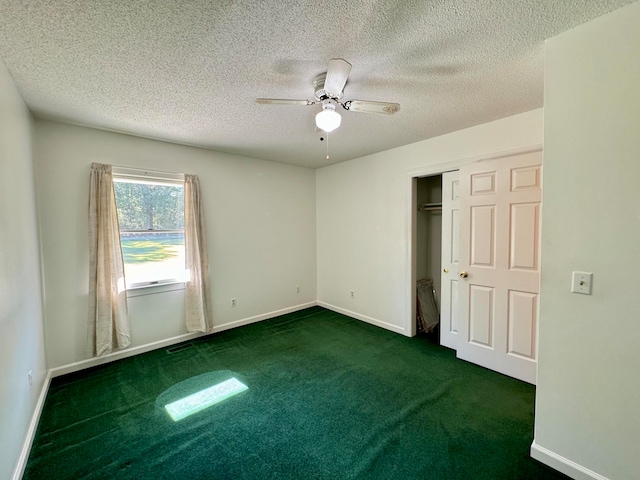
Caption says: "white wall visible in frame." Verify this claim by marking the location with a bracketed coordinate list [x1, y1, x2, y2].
[35, 120, 317, 369]
[533, 2, 640, 479]
[316, 109, 543, 333]
[0, 61, 47, 479]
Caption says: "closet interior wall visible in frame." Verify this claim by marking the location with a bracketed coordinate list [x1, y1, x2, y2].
[416, 175, 443, 310]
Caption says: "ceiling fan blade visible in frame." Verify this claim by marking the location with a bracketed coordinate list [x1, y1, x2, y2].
[323, 58, 352, 97]
[255, 98, 315, 105]
[343, 100, 400, 114]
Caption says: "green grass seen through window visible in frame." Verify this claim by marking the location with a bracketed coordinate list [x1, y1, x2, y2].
[120, 235, 184, 264]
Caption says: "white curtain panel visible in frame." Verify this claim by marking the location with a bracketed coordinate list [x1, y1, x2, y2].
[88, 163, 130, 357]
[184, 174, 213, 332]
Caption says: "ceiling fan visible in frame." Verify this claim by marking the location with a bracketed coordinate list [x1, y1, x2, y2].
[256, 58, 400, 133]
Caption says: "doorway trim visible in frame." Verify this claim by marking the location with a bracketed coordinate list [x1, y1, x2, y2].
[404, 144, 543, 337]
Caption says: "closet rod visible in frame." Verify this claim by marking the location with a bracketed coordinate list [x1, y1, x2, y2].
[418, 203, 442, 212]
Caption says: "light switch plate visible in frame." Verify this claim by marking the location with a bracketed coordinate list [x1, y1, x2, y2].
[571, 271, 593, 295]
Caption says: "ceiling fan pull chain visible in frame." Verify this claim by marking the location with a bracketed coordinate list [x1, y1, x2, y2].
[326, 132, 330, 161]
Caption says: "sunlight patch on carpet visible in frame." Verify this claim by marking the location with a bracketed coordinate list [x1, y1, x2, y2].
[164, 377, 248, 421]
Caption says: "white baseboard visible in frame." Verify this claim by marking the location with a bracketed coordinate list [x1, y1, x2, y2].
[211, 301, 317, 334]
[50, 332, 206, 377]
[50, 301, 318, 378]
[13, 370, 52, 480]
[531, 441, 609, 480]
[317, 301, 406, 335]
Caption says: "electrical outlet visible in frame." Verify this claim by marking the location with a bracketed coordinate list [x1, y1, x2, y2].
[231, 298, 237, 307]
[28, 371, 33, 390]
[296, 285, 300, 293]
[350, 290, 354, 299]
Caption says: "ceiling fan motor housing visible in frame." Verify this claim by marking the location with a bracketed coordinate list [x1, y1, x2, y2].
[313, 73, 344, 101]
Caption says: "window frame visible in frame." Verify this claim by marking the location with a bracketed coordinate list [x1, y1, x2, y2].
[112, 167, 186, 290]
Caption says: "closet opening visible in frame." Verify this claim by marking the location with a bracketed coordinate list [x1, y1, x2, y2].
[415, 175, 442, 341]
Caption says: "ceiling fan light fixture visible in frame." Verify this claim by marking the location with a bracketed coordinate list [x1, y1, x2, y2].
[315, 104, 341, 132]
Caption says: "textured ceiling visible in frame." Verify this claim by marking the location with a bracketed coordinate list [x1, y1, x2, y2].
[0, 1, 634, 168]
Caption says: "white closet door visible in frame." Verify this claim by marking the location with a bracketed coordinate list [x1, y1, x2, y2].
[440, 171, 460, 350]
[456, 150, 542, 384]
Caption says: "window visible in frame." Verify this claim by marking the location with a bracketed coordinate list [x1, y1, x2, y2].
[113, 169, 186, 288]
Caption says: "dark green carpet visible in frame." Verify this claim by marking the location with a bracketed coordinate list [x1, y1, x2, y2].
[25, 307, 567, 479]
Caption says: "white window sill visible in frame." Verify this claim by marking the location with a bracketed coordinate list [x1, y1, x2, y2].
[126, 281, 186, 298]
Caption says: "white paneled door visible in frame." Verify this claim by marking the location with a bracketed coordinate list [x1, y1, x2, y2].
[456, 150, 542, 384]
[440, 171, 460, 350]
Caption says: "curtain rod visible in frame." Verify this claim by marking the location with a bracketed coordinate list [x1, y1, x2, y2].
[110, 164, 190, 180]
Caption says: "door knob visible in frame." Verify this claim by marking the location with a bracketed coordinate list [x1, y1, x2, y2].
[443, 268, 449, 273]
[459, 271, 468, 278]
